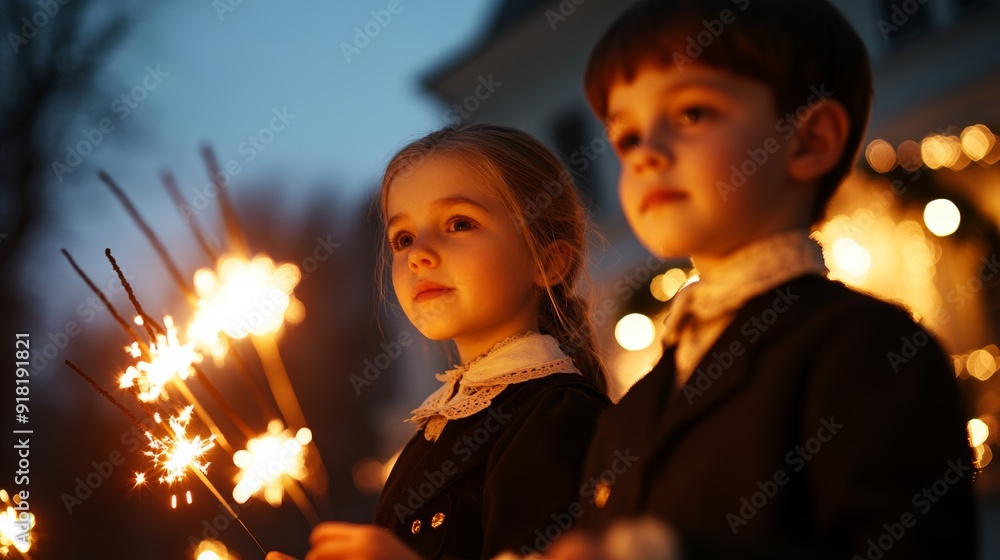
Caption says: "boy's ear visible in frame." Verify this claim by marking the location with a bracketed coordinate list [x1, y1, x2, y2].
[534, 240, 574, 288]
[786, 99, 850, 183]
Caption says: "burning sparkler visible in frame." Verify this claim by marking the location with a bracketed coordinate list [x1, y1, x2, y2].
[0, 489, 33, 557]
[120, 316, 201, 402]
[232, 420, 312, 506]
[145, 406, 216, 485]
[187, 255, 304, 361]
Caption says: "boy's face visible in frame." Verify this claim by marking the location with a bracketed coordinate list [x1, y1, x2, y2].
[607, 64, 809, 266]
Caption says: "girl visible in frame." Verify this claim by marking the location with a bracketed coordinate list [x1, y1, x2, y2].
[269, 123, 609, 560]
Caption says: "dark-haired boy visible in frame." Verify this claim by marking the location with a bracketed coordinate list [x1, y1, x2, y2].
[548, 0, 976, 558]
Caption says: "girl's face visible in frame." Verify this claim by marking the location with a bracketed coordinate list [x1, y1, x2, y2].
[386, 155, 542, 363]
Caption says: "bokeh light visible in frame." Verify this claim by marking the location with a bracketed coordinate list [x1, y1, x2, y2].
[923, 199, 961, 237]
[865, 139, 897, 173]
[961, 124, 994, 161]
[831, 238, 872, 277]
[615, 313, 656, 351]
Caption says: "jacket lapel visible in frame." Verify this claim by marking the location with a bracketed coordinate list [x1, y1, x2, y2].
[649, 276, 819, 449]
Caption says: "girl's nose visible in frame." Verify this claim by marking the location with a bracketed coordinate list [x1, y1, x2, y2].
[407, 237, 440, 272]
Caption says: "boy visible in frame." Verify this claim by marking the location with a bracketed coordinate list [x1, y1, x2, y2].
[547, 0, 976, 558]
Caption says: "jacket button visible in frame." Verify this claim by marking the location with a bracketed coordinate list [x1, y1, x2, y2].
[595, 481, 610, 509]
[411, 520, 422, 534]
[431, 512, 445, 528]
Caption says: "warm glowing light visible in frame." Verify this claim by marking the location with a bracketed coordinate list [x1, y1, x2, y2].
[651, 268, 689, 302]
[923, 199, 960, 237]
[967, 349, 997, 381]
[194, 539, 236, 560]
[974, 443, 993, 469]
[961, 125, 994, 161]
[145, 406, 215, 485]
[921, 135, 961, 170]
[831, 238, 871, 277]
[0, 490, 33, 555]
[615, 313, 657, 351]
[232, 420, 313, 506]
[865, 139, 897, 173]
[188, 255, 304, 358]
[897, 140, 922, 171]
[353, 449, 402, 495]
[134, 472, 146, 486]
[120, 316, 202, 402]
[968, 418, 990, 447]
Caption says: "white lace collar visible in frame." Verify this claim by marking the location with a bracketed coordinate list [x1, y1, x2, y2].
[407, 332, 580, 441]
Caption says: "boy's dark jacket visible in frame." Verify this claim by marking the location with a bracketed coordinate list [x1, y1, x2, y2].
[580, 274, 977, 559]
[374, 373, 609, 559]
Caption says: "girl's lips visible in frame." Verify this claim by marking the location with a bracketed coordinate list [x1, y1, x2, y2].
[413, 279, 453, 302]
[640, 189, 689, 213]
[414, 288, 453, 303]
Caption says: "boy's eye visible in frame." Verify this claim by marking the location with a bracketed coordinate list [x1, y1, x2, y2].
[612, 132, 641, 154]
[677, 106, 714, 126]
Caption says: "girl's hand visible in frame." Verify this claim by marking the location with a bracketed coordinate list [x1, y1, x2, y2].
[304, 522, 423, 560]
[265, 553, 300, 560]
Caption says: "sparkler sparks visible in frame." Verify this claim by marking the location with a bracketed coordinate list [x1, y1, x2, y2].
[0, 489, 33, 556]
[232, 420, 313, 506]
[187, 255, 304, 359]
[145, 406, 216, 485]
[120, 316, 202, 402]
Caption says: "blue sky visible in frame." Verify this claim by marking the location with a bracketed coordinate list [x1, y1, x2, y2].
[35, 1, 497, 325]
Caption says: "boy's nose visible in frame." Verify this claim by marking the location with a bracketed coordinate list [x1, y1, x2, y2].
[632, 142, 672, 173]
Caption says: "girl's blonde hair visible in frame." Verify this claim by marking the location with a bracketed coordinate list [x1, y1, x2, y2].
[377, 123, 607, 394]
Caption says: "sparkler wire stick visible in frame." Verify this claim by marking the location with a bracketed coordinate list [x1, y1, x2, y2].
[250, 334, 308, 431]
[161, 171, 220, 263]
[98, 171, 197, 303]
[104, 248, 158, 341]
[190, 466, 266, 556]
[252, 334, 331, 501]
[61, 249, 145, 349]
[201, 146, 250, 257]
[282, 478, 321, 527]
[190, 364, 257, 439]
[64, 360, 146, 432]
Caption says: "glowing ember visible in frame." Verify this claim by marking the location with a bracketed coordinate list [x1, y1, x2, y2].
[194, 539, 237, 560]
[232, 420, 313, 506]
[0, 489, 33, 555]
[187, 255, 304, 358]
[145, 406, 216, 485]
[120, 316, 202, 401]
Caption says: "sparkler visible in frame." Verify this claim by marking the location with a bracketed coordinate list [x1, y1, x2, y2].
[145, 406, 215, 485]
[0, 489, 33, 558]
[231, 420, 320, 525]
[64, 361, 266, 556]
[63, 158, 332, 556]
[120, 316, 201, 402]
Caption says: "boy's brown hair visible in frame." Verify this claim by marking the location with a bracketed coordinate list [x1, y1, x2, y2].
[584, 0, 873, 222]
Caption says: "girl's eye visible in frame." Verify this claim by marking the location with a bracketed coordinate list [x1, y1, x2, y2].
[389, 232, 413, 251]
[449, 217, 476, 232]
